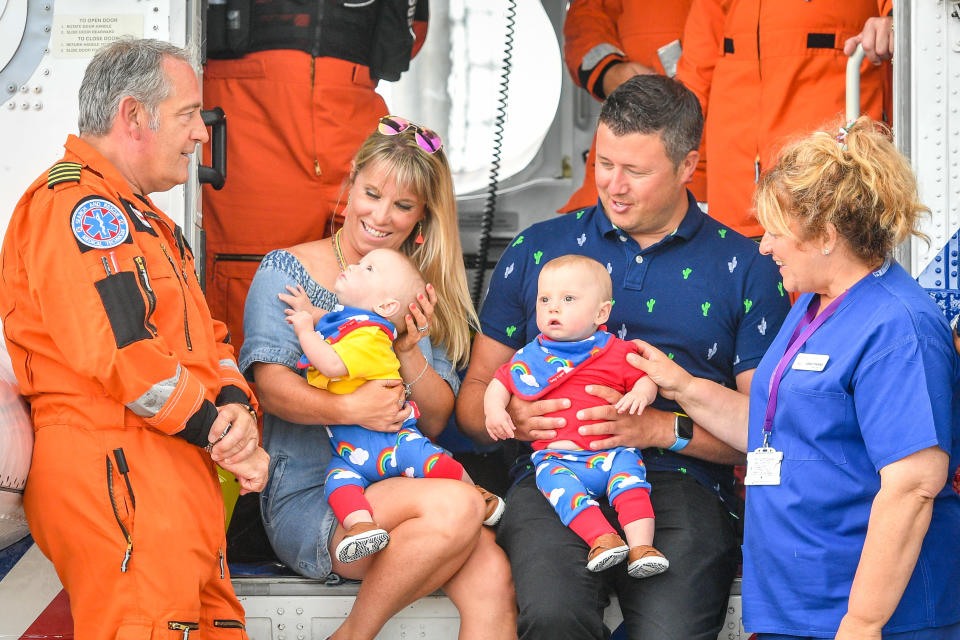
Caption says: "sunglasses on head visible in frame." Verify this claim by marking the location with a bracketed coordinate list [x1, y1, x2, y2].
[377, 115, 443, 154]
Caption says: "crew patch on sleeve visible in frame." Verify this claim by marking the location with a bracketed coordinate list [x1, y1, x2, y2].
[47, 161, 82, 188]
[71, 196, 131, 251]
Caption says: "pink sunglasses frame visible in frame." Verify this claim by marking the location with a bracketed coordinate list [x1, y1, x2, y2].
[377, 115, 443, 154]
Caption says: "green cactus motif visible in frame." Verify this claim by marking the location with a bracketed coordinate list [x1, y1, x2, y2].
[505, 325, 517, 338]
[718, 229, 727, 238]
[778, 282, 785, 297]
[576, 210, 585, 220]
[611, 299, 616, 307]
[512, 235, 524, 247]
[744, 299, 754, 313]
[682, 267, 692, 280]
[533, 250, 544, 265]
[646, 299, 656, 313]
[668, 353, 675, 360]
[701, 301, 711, 316]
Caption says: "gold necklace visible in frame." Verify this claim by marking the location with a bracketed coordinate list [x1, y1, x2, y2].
[332, 229, 346, 272]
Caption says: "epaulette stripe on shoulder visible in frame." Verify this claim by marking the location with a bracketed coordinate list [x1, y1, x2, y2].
[47, 162, 82, 189]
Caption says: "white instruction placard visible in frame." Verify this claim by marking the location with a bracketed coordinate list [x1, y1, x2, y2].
[52, 15, 145, 59]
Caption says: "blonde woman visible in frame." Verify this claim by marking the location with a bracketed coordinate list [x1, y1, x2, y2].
[239, 117, 516, 640]
[629, 118, 960, 639]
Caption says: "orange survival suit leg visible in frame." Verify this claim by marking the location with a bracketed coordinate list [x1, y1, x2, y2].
[25, 426, 247, 640]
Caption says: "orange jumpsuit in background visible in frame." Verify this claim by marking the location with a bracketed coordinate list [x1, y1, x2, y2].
[0, 135, 256, 640]
[201, 2, 428, 350]
[676, 0, 892, 238]
[560, 0, 705, 214]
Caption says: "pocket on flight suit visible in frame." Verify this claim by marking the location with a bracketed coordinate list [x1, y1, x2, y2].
[208, 255, 262, 351]
[114, 622, 153, 640]
[95, 271, 153, 349]
[105, 450, 137, 572]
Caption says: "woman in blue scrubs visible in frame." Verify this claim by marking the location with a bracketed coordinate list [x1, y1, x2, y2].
[626, 118, 960, 639]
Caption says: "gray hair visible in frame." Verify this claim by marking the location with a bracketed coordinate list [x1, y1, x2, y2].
[78, 38, 192, 136]
[599, 74, 703, 169]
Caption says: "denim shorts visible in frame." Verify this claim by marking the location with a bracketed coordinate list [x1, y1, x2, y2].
[259, 413, 340, 579]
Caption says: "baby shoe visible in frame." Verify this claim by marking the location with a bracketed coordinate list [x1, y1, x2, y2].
[586, 533, 629, 572]
[626, 545, 670, 578]
[477, 485, 506, 526]
[335, 522, 390, 563]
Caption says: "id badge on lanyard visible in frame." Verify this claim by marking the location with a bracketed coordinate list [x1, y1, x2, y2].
[744, 447, 784, 485]
[745, 292, 846, 486]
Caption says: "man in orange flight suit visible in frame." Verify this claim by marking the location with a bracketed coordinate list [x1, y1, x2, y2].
[201, 0, 428, 350]
[676, 0, 892, 238]
[560, 0, 706, 213]
[0, 40, 268, 640]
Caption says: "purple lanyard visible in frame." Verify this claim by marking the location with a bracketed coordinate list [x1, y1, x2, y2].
[761, 292, 847, 447]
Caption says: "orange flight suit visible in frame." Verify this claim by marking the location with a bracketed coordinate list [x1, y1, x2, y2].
[0, 135, 255, 640]
[560, 0, 706, 213]
[676, 0, 892, 238]
[201, 13, 428, 350]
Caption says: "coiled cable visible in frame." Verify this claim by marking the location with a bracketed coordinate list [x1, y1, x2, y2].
[471, 0, 516, 309]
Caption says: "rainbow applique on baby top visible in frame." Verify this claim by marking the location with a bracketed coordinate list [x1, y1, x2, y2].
[507, 329, 614, 400]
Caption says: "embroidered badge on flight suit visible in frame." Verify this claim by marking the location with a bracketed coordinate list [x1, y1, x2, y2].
[71, 196, 131, 251]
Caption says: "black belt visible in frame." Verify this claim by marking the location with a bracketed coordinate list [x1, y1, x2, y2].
[724, 32, 837, 54]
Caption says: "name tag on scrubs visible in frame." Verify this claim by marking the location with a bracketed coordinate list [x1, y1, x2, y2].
[744, 447, 783, 486]
[792, 353, 829, 371]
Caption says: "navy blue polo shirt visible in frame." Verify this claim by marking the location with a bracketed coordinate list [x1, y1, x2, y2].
[480, 193, 791, 503]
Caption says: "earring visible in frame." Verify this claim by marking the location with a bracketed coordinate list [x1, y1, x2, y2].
[823, 249, 830, 255]
[415, 221, 425, 244]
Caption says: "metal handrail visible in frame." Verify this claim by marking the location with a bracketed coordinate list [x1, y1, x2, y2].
[846, 43, 866, 121]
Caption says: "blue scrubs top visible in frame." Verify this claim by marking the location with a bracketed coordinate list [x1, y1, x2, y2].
[744, 260, 960, 636]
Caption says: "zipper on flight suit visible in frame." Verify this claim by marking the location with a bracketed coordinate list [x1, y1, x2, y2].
[139, 209, 194, 350]
[309, 56, 322, 177]
[168, 621, 199, 640]
[212, 620, 245, 629]
[133, 256, 158, 336]
[752, 10, 762, 184]
[160, 243, 193, 351]
[105, 456, 133, 572]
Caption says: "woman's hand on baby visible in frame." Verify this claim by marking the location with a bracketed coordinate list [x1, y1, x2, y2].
[395, 283, 437, 354]
[343, 379, 408, 432]
[627, 339, 694, 403]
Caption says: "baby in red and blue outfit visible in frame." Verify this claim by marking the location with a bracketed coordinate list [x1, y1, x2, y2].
[484, 255, 668, 578]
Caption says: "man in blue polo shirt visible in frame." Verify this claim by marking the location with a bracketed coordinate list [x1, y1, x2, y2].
[456, 75, 791, 639]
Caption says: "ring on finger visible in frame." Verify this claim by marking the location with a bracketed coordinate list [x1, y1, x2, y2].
[417, 324, 429, 332]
